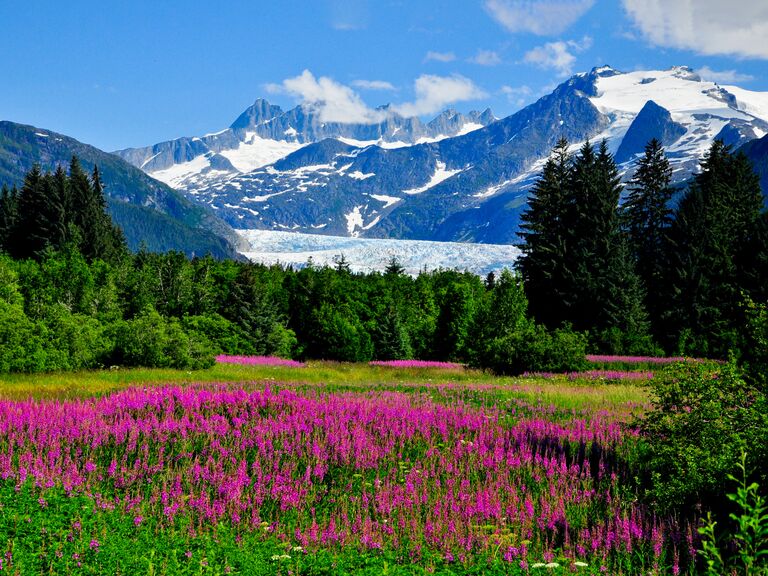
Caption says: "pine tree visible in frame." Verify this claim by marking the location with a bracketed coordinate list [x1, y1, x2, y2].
[12, 164, 50, 258]
[622, 138, 674, 339]
[520, 139, 650, 350]
[666, 140, 764, 356]
[0, 185, 18, 251]
[517, 137, 572, 328]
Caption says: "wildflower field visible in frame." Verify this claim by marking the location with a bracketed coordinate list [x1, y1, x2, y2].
[0, 361, 693, 575]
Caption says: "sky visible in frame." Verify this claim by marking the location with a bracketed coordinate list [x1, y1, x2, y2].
[2, 0, 768, 151]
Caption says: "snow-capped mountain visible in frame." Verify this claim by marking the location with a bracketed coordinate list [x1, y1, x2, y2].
[118, 66, 768, 246]
[114, 101, 495, 190]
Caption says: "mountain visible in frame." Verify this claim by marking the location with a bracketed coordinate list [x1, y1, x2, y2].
[739, 132, 768, 201]
[0, 121, 243, 258]
[113, 101, 495, 190]
[120, 66, 768, 247]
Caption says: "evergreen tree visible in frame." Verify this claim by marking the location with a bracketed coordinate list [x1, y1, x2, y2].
[622, 138, 674, 339]
[666, 140, 764, 356]
[384, 256, 405, 276]
[520, 139, 650, 350]
[12, 164, 50, 258]
[517, 137, 572, 328]
[0, 185, 18, 251]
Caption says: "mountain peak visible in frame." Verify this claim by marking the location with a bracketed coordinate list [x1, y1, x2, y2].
[592, 65, 621, 78]
[668, 65, 701, 82]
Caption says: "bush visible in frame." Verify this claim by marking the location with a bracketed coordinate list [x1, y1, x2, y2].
[265, 323, 298, 359]
[181, 313, 256, 355]
[310, 304, 373, 362]
[637, 360, 768, 513]
[698, 453, 768, 576]
[0, 299, 48, 372]
[108, 308, 215, 370]
[41, 304, 110, 370]
[478, 324, 588, 375]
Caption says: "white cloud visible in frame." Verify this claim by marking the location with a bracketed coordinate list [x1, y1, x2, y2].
[267, 70, 385, 124]
[352, 79, 396, 91]
[523, 36, 592, 77]
[424, 51, 456, 63]
[623, 0, 768, 59]
[469, 50, 503, 66]
[696, 66, 755, 84]
[485, 0, 595, 36]
[501, 85, 533, 106]
[393, 75, 487, 117]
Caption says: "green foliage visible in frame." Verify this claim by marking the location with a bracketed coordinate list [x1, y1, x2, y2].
[109, 308, 215, 370]
[0, 299, 48, 372]
[3, 158, 126, 262]
[311, 303, 374, 362]
[181, 313, 256, 355]
[664, 140, 764, 356]
[698, 453, 768, 576]
[479, 324, 588, 375]
[41, 304, 110, 370]
[638, 360, 768, 512]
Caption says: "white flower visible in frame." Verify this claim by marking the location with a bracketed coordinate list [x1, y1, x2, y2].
[545, 563, 560, 569]
[574, 561, 589, 567]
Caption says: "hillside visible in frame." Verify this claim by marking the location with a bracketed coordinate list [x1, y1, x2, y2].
[0, 121, 242, 258]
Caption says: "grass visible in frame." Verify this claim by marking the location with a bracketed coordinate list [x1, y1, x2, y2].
[0, 363, 659, 575]
[0, 361, 650, 411]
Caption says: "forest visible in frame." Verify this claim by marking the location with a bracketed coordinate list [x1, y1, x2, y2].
[0, 138, 766, 375]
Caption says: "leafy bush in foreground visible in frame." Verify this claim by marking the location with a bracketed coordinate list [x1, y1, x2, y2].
[108, 308, 215, 370]
[477, 324, 588, 375]
[638, 360, 768, 513]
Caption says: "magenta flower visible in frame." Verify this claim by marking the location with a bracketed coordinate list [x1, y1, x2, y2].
[216, 355, 305, 367]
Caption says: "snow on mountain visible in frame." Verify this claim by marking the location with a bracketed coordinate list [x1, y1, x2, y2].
[118, 66, 768, 248]
[114, 101, 495, 191]
[588, 66, 768, 167]
[402, 161, 465, 195]
[237, 229, 520, 276]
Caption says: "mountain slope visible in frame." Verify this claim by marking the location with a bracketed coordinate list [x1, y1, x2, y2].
[113, 100, 495, 190]
[0, 121, 242, 258]
[739, 132, 768, 201]
[121, 65, 768, 247]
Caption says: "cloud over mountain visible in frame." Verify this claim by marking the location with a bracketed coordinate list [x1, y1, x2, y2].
[485, 0, 595, 35]
[623, 0, 768, 59]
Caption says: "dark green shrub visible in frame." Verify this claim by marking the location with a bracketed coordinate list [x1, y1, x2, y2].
[638, 360, 768, 513]
[0, 299, 48, 372]
[108, 308, 215, 370]
[479, 324, 588, 375]
[311, 303, 373, 362]
[590, 326, 663, 356]
[181, 313, 256, 355]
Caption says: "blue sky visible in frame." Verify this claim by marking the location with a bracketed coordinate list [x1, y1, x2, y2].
[2, 0, 767, 151]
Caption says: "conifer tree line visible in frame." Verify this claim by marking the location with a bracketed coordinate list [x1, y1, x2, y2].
[0, 157, 126, 263]
[518, 137, 767, 357]
[0, 145, 764, 374]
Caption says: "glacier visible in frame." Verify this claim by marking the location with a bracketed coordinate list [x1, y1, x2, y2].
[237, 230, 520, 276]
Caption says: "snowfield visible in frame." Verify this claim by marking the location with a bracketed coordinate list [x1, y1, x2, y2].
[237, 229, 520, 276]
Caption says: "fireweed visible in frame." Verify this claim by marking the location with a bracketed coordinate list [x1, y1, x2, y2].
[215, 355, 306, 368]
[369, 360, 465, 369]
[0, 384, 688, 573]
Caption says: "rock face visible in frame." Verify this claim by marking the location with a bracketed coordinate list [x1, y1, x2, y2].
[117, 66, 768, 246]
[113, 100, 497, 187]
[739, 133, 768, 204]
[614, 100, 687, 163]
[0, 121, 242, 258]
